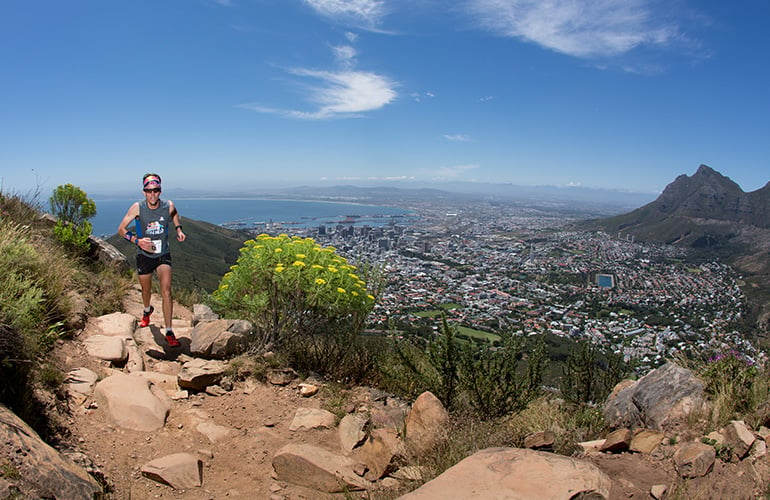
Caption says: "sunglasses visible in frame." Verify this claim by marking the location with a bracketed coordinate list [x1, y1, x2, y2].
[143, 188, 161, 193]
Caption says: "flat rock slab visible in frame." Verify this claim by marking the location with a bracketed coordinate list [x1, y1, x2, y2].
[83, 311, 136, 338]
[65, 367, 99, 395]
[95, 372, 171, 431]
[141, 453, 203, 489]
[272, 443, 369, 493]
[289, 408, 336, 431]
[401, 447, 612, 500]
[84, 335, 127, 363]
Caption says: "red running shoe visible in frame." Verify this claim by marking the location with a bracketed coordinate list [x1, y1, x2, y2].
[165, 332, 180, 348]
[139, 306, 154, 328]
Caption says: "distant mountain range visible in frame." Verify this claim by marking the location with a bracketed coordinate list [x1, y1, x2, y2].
[583, 164, 770, 332]
[152, 181, 656, 218]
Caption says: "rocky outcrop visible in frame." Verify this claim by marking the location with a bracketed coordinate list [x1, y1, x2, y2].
[604, 362, 707, 430]
[87, 233, 130, 272]
[0, 404, 101, 499]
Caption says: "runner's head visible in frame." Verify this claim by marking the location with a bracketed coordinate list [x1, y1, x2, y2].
[143, 173, 161, 193]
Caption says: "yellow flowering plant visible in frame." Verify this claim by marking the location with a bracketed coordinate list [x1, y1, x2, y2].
[212, 234, 377, 346]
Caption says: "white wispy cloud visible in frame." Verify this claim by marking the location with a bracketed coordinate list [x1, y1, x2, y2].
[444, 134, 472, 142]
[327, 175, 417, 181]
[304, 0, 387, 30]
[333, 45, 357, 68]
[430, 164, 480, 179]
[239, 69, 397, 120]
[466, 0, 681, 58]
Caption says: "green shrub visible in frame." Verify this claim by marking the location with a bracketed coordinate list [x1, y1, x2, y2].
[213, 233, 377, 346]
[561, 341, 628, 405]
[212, 234, 383, 382]
[49, 184, 96, 251]
[382, 314, 460, 408]
[385, 315, 547, 419]
[460, 334, 547, 419]
[0, 224, 49, 335]
[700, 351, 766, 427]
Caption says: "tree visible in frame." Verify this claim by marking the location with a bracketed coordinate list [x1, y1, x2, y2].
[49, 184, 96, 251]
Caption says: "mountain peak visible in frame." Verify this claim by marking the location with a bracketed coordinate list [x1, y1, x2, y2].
[586, 165, 769, 248]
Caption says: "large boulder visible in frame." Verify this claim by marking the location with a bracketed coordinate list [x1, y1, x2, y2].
[604, 362, 707, 431]
[0, 404, 102, 499]
[177, 358, 226, 391]
[400, 447, 612, 499]
[94, 372, 171, 431]
[189, 319, 249, 359]
[404, 391, 449, 454]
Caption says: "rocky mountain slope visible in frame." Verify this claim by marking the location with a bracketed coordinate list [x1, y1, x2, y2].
[4, 284, 770, 499]
[583, 164, 770, 331]
[586, 164, 770, 246]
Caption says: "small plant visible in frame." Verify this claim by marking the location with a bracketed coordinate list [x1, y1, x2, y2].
[714, 443, 734, 462]
[320, 383, 355, 423]
[700, 351, 766, 428]
[0, 461, 21, 480]
[49, 184, 96, 252]
[37, 362, 64, 389]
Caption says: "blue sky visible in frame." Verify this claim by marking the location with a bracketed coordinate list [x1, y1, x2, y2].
[1, 0, 768, 198]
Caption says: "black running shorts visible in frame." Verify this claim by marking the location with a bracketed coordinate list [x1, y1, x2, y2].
[136, 253, 172, 275]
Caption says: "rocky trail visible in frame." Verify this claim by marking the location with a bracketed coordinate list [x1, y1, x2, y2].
[4, 284, 770, 499]
[50, 285, 417, 499]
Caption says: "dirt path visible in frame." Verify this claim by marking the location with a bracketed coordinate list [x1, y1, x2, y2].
[57, 286, 375, 500]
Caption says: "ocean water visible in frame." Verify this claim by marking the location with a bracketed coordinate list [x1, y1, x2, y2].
[91, 198, 414, 237]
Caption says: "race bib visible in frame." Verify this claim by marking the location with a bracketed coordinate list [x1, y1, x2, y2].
[151, 240, 163, 255]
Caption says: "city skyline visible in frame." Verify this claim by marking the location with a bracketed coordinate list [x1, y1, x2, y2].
[1, 0, 768, 196]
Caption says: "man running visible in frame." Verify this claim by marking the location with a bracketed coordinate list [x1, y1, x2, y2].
[117, 173, 186, 347]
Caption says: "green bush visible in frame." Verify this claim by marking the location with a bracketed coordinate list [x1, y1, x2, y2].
[700, 351, 766, 427]
[384, 315, 547, 418]
[213, 233, 377, 346]
[460, 334, 547, 419]
[0, 224, 49, 335]
[49, 184, 96, 251]
[212, 234, 383, 382]
[561, 342, 628, 405]
[382, 314, 460, 408]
